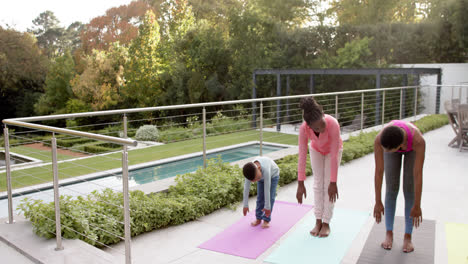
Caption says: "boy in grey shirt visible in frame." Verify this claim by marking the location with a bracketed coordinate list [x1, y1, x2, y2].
[242, 156, 280, 228]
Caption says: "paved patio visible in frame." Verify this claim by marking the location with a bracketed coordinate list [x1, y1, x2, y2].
[2, 124, 467, 263]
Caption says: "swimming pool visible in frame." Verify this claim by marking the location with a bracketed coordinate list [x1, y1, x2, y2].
[130, 143, 284, 184]
[0, 143, 287, 218]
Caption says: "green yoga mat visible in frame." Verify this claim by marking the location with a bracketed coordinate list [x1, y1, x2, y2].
[446, 223, 468, 264]
[265, 208, 369, 264]
[357, 216, 435, 264]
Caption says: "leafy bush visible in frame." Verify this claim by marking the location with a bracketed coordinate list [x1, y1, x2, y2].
[17, 158, 245, 247]
[56, 138, 94, 148]
[73, 144, 116, 154]
[135, 125, 159, 141]
[158, 126, 194, 143]
[412, 114, 448, 133]
[157, 116, 252, 143]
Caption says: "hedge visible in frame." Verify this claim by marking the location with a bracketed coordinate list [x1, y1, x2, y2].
[18, 114, 448, 247]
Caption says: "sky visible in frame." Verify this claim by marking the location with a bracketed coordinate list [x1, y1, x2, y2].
[0, 0, 134, 32]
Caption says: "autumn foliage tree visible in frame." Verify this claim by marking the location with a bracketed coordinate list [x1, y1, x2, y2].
[80, 1, 152, 54]
[71, 43, 128, 111]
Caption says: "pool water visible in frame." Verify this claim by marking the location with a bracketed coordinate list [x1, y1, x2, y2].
[131, 144, 284, 184]
[0, 151, 32, 167]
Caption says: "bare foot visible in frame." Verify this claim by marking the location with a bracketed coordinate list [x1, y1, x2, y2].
[310, 219, 322, 237]
[251, 219, 261, 226]
[381, 230, 393, 250]
[261, 221, 270, 229]
[319, 223, 330, 237]
[403, 233, 414, 253]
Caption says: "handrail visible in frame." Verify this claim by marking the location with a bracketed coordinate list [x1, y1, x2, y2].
[3, 84, 464, 145]
[2, 85, 426, 123]
[2, 120, 137, 147]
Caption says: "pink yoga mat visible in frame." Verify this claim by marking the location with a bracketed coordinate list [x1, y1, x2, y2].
[198, 200, 313, 259]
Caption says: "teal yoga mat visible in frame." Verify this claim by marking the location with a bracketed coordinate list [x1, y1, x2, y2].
[265, 208, 369, 264]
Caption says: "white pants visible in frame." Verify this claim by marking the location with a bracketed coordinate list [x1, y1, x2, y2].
[310, 147, 343, 223]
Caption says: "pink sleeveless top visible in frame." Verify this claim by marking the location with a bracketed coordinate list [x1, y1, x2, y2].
[390, 120, 414, 152]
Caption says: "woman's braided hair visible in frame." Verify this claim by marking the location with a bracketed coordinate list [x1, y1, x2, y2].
[299, 97, 324, 125]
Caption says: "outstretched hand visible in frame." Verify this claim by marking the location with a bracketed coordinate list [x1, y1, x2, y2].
[328, 182, 338, 203]
[243, 207, 249, 216]
[296, 181, 307, 204]
[262, 208, 271, 217]
[410, 205, 422, 228]
[373, 201, 384, 223]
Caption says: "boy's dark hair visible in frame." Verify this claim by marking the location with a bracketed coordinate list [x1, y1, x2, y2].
[380, 126, 404, 150]
[243, 162, 257, 181]
[299, 97, 324, 125]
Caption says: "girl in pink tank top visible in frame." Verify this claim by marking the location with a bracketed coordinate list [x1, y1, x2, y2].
[389, 120, 415, 152]
[373, 119, 425, 253]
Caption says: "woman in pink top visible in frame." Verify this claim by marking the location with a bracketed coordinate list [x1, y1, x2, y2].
[296, 97, 343, 237]
[373, 120, 425, 253]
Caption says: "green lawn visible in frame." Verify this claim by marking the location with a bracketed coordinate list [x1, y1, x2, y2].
[8, 145, 79, 163]
[0, 130, 297, 191]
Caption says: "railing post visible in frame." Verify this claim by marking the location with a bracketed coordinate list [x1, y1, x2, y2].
[414, 86, 418, 121]
[252, 73, 257, 129]
[51, 133, 63, 250]
[375, 74, 381, 126]
[459, 85, 462, 102]
[122, 146, 132, 264]
[399, 88, 403, 120]
[402, 75, 408, 119]
[122, 111, 131, 263]
[203, 107, 207, 168]
[381, 90, 386, 126]
[361, 93, 364, 132]
[3, 126, 14, 224]
[436, 74, 441, 114]
[123, 114, 128, 138]
[335, 95, 338, 119]
[286, 76, 290, 123]
[276, 74, 281, 132]
[260, 102, 263, 156]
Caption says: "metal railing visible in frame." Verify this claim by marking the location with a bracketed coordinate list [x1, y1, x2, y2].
[1, 84, 466, 263]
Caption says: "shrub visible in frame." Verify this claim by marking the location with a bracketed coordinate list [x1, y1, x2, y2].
[73, 144, 116, 154]
[18, 158, 242, 247]
[158, 126, 193, 143]
[135, 125, 159, 141]
[56, 138, 94, 148]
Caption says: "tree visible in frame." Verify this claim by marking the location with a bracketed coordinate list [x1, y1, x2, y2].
[71, 43, 128, 111]
[29, 11, 65, 58]
[328, 0, 424, 25]
[80, 1, 152, 54]
[35, 51, 76, 115]
[123, 10, 166, 107]
[253, 0, 315, 27]
[316, 37, 375, 68]
[171, 20, 230, 104]
[63, 22, 85, 54]
[28, 11, 84, 58]
[0, 27, 48, 120]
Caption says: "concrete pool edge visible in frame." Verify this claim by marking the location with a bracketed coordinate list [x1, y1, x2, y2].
[0, 151, 43, 171]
